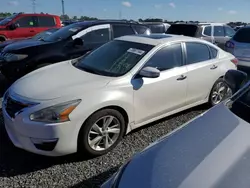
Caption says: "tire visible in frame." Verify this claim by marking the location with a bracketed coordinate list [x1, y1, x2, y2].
[209, 78, 232, 106]
[78, 109, 126, 157]
[0, 36, 6, 42]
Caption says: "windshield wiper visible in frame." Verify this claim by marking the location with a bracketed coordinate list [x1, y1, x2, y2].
[76, 65, 102, 75]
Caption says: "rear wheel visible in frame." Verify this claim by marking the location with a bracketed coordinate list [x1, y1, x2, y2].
[209, 78, 232, 106]
[78, 109, 126, 157]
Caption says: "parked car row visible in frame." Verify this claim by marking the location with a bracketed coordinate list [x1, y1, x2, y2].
[1, 16, 250, 188]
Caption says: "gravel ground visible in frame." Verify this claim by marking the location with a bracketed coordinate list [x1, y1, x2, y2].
[0, 73, 228, 188]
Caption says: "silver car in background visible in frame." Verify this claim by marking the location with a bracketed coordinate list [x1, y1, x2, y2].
[225, 26, 250, 68]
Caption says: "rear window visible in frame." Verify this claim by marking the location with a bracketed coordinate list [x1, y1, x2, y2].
[233, 28, 250, 43]
[166, 24, 198, 37]
[38, 16, 56, 27]
[147, 25, 165, 33]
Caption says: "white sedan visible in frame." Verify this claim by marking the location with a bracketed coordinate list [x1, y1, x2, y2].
[2, 34, 237, 157]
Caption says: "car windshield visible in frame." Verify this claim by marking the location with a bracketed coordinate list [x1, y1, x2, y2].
[233, 28, 250, 43]
[166, 24, 198, 37]
[74, 40, 154, 77]
[0, 14, 18, 26]
[43, 24, 85, 42]
[228, 81, 250, 123]
[32, 28, 59, 40]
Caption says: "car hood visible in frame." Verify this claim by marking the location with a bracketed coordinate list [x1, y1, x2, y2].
[10, 60, 113, 100]
[0, 39, 23, 49]
[117, 104, 250, 188]
[3, 39, 51, 52]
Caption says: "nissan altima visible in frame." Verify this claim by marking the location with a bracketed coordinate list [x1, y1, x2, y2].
[2, 34, 237, 157]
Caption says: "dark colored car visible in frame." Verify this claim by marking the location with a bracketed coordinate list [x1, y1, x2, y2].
[0, 20, 150, 81]
[0, 13, 61, 42]
[141, 22, 170, 33]
[166, 23, 235, 50]
[0, 28, 58, 52]
[102, 70, 250, 188]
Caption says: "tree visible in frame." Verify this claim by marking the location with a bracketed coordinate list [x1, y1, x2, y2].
[72, 16, 78, 20]
[60, 14, 70, 20]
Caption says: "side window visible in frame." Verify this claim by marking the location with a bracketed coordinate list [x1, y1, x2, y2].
[213, 26, 225, 37]
[186, 42, 210, 64]
[209, 46, 218, 58]
[203, 26, 212, 36]
[224, 26, 235, 37]
[81, 28, 110, 44]
[14, 16, 35, 27]
[133, 25, 147, 34]
[144, 43, 183, 71]
[38, 16, 56, 27]
[112, 25, 135, 38]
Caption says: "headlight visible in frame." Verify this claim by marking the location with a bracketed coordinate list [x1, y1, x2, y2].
[5, 54, 28, 62]
[30, 99, 81, 123]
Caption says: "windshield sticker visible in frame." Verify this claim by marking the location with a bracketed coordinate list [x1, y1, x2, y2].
[127, 48, 145, 55]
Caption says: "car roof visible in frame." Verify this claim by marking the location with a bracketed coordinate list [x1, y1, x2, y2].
[172, 22, 227, 26]
[18, 13, 59, 17]
[72, 20, 142, 27]
[116, 34, 209, 46]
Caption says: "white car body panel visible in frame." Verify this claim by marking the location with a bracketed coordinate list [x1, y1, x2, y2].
[2, 34, 237, 156]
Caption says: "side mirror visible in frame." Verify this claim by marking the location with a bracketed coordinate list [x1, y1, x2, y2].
[73, 38, 84, 46]
[139, 66, 160, 78]
[8, 23, 19, 30]
[224, 69, 248, 94]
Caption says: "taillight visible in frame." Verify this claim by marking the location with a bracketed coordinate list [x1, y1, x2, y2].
[231, 58, 238, 66]
[225, 41, 235, 48]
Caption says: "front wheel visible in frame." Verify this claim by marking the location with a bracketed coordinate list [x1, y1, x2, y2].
[209, 78, 232, 106]
[78, 109, 126, 157]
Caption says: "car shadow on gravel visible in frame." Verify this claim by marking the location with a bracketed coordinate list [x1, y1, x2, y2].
[70, 167, 119, 188]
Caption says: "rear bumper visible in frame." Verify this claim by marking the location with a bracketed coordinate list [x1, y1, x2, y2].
[237, 60, 250, 67]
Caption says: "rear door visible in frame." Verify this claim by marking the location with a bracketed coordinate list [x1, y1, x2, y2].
[36, 15, 57, 34]
[10, 15, 37, 39]
[201, 25, 214, 43]
[111, 24, 136, 39]
[213, 25, 228, 50]
[184, 42, 221, 105]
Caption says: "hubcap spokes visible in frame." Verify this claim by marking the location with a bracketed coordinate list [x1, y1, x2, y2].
[212, 82, 232, 105]
[88, 116, 121, 151]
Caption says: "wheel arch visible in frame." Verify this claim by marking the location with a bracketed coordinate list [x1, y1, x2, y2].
[0, 35, 7, 41]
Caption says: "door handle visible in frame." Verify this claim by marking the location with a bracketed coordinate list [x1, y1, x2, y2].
[30, 30, 35, 32]
[177, 75, 187, 81]
[210, 65, 218, 70]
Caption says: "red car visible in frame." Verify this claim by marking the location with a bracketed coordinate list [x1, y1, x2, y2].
[0, 13, 61, 42]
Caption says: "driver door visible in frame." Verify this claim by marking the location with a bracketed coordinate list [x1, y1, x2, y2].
[66, 24, 111, 59]
[132, 43, 188, 126]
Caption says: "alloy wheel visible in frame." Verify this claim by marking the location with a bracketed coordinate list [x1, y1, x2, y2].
[211, 81, 232, 105]
[87, 115, 121, 151]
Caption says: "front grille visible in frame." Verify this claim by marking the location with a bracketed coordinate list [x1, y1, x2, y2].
[5, 95, 28, 118]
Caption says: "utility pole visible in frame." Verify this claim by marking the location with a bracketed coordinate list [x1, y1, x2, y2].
[31, 0, 36, 13]
[119, 10, 122, 19]
[61, 0, 65, 15]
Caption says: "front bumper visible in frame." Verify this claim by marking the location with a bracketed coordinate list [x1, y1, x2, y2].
[2, 105, 80, 157]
